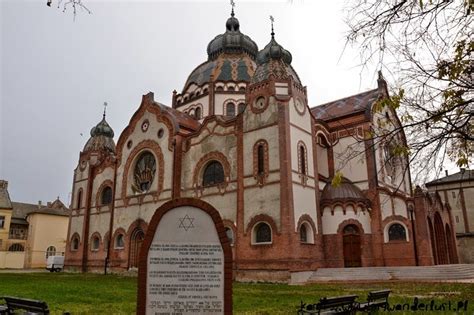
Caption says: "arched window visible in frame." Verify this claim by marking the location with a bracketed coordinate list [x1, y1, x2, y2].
[216, 86, 224, 92]
[238, 103, 246, 114]
[257, 145, 265, 175]
[133, 151, 156, 193]
[115, 234, 125, 249]
[388, 223, 407, 241]
[91, 235, 100, 251]
[225, 227, 234, 245]
[299, 221, 314, 244]
[8, 243, 24, 252]
[239, 86, 246, 92]
[195, 107, 202, 119]
[227, 86, 235, 91]
[202, 161, 225, 187]
[300, 224, 307, 243]
[46, 246, 56, 258]
[254, 222, 272, 244]
[226, 103, 235, 117]
[299, 144, 307, 175]
[101, 186, 113, 206]
[71, 236, 80, 251]
[77, 189, 83, 210]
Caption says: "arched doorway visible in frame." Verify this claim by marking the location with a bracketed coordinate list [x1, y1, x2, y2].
[129, 228, 145, 269]
[343, 224, 361, 267]
[434, 213, 448, 264]
[427, 217, 437, 264]
[445, 224, 457, 264]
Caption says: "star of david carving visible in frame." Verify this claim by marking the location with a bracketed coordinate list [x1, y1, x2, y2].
[178, 214, 195, 231]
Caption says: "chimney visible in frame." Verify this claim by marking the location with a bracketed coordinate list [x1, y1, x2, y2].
[38, 200, 42, 209]
[445, 170, 448, 177]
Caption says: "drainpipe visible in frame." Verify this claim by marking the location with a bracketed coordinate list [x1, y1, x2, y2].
[409, 206, 419, 266]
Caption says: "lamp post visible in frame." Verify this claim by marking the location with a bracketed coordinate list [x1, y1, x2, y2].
[409, 206, 419, 266]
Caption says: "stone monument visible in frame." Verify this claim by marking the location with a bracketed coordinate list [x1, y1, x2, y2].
[137, 198, 232, 314]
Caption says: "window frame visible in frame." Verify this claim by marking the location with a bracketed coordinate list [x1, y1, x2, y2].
[115, 233, 125, 249]
[202, 161, 225, 187]
[252, 222, 272, 245]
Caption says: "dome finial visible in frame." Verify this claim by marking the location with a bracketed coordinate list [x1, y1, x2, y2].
[230, 0, 235, 17]
[103, 101, 108, 119]
[270, 15, 275, 38]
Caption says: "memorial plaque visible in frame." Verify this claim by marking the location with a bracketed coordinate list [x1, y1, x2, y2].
[137, 198, 232, 315]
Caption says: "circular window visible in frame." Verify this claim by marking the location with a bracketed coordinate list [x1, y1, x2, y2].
[157, 128, 164, 138]
[141, 120, 150, 132]
[132, 152, 156, 193]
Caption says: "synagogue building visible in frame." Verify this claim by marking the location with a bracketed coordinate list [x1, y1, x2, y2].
[64, 9, 458, 280]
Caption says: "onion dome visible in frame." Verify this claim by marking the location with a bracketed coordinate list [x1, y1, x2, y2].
[83, 114, 116, 154]
[320, 177, 370, 207]
[207, 10, 258, 61]
[182, 10, 258, 92]
[251, 30, 301, 84]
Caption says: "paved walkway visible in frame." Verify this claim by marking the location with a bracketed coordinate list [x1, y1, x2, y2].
[291, 264, 474, 284]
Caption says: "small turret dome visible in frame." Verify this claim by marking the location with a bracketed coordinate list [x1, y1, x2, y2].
[320, 177, 370, 207]
[83, 115, 116, 154]
[256, 37, 292, 65]
[251, 32, 301, 85]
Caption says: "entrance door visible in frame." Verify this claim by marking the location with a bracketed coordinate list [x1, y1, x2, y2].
[129, 228, 145, 269]
[343, 224, 361, 267]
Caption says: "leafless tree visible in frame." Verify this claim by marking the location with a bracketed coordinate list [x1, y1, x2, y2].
[345, 0, 473, 183]
[47, 0, 91, 18]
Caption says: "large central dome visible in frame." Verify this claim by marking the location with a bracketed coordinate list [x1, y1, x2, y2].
[182, 10, 258, 92]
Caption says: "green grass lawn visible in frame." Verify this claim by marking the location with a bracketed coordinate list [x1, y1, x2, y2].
[0, 273, 473, 314]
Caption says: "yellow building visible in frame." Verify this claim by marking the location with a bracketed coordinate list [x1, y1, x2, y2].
[0, 180, 70, 269]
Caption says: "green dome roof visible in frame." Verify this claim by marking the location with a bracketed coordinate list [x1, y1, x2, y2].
[83, 116, 115, 154]
[251, 34, 300, 85]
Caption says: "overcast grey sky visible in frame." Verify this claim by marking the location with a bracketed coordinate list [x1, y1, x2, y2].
[1, 0, 382, 205]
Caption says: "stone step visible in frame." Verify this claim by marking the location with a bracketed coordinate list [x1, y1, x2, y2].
[302, 264, 474, 283]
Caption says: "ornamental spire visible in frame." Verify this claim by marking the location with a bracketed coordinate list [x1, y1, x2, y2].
[230, 0, 235, 17]
[103, 101, 108, 119]
[270, 15, 275, 38]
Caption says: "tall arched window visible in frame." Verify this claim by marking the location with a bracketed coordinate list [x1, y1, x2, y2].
[257, 145, 265, 175]
[238, 103, 246, 114]
[299, 144, 307, 175]
[254, 222, 272, 244]
[226, 103, 235, 117]
[300, 224, 307, 243]
[77, 189, 82, 210]
[225, 227, 234, 245]
[101, 186, 113, 206]
[91, 235, 100, 251]
[115, 233, 125, 249]
[194, 107, 202, 119]
[133, 151, 156, 193]
[46, 246, 56, 258]
[202, 161, 225, 187]
[388, 223, 407, 241]
[71, 235, 80, 251]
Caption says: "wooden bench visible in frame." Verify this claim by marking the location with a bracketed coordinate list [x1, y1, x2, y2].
[357, 289, 391, 313]
[298, 294, 358, 314]
[2, 296, 50, 314]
